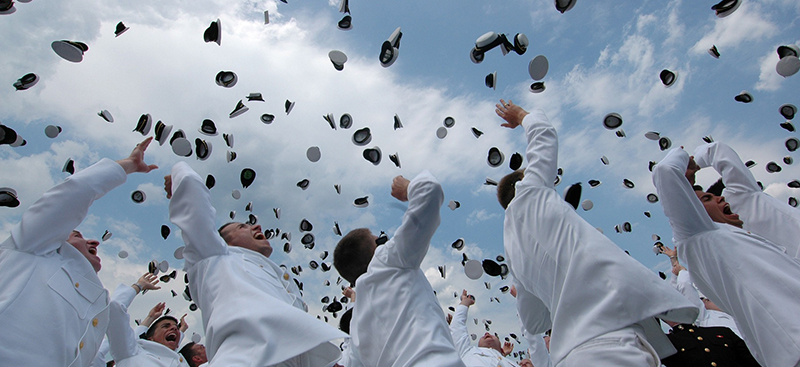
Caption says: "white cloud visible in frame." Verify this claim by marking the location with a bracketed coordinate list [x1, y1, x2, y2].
[690, 2, 778, 55]
[466, 209, 500, 225]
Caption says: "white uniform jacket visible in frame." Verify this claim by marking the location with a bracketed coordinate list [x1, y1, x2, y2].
[450, 305, 520, 367]
[693, 142, 800, 258]
[653, 147, 800, 367]
[503, 110, 698, 365]
[106, 284, 190, 367]
[348, 171, 465, 367]
[520, 329, 552, 367]
[0, 158, 125, 367]
[673, 269, 742, 338]
[169, 162, 345, 367]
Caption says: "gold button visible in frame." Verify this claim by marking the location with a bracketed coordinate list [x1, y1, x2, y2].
[79, 341, 84, 349]
[724, 343, 728, 347]
[697, 336, 703, 341]
[711, 363, 717, 367]
[92, 318, 98, 327]
[689, 328, 694, 332]
[283, 273, 290, 280]
[74, 282, 80, 288]
[704, 348, 710, 352]
[681, 348, 685, 352]
[180, 358, 184, 362]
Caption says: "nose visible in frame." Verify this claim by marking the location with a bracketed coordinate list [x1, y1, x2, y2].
[87, 239, 100, 246]
[253, 225, 262, 232]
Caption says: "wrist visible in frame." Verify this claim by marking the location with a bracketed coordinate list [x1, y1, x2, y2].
[132, 283, 143, 293]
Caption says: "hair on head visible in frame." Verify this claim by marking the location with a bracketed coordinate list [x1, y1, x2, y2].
[497, 170, 524, 209]
[334, 228, 375, 284]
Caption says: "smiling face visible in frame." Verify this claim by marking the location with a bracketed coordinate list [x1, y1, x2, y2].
[67, 231, 101, 272]
[478, 332, 502, 353]
[148, 318, 180, 351]
[694, 191, 743, 228]
[219, 222, 272, 257]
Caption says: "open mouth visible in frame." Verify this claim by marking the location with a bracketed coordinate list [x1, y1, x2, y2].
[87, 247, 98, 255]
[722, 204, 733, 215]
[165, 332, 178, 342]
[254, 232, 266, 240]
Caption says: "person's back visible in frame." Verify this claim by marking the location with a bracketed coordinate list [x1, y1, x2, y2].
[336, 172, 465, 367]
[496, 100, 697, 366]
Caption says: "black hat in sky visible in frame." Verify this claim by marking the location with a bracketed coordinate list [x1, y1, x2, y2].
[363, 147, 382, 165]
[603, 113, 622, 129]
[329, 50, 348, 71]
[487, 147, 504, 167]
[786, 137, 799, 152]
[711, 0, 740, 18]
[247, 93, 264, 102]
[734, 91, 753, 103]
[229, 100, 249, 118]
[352, 127, 372, 146]
[261, 113, 275, 124]
[204, 19, 221, 45]
[62, 158, 75, 174]
[98, 110, 114, 123]
[0, 187, 19, 208]
[340, 113, 353, 129]
[241, 168, 256, 188]
[195, 139, 212, 161]
[528, 55, 549, 81]
[509, 152, 523, 170]
[563, 183, 581, 210]
[205, 174, 215, 189]
[132, 190, 146, 203]
[285, 99, 295, 114]
[337, 15, 352, 31]
[215, 71, 237, 88]
[52, 40, 88, 63]
[13, 73, 38, 91]
[161, 225, 171, 240]
[154, 121, 173, 146]
[780, 104, 796, 120]
[297, 179, 310, 190]
[133, 114, 153, 136]
[659, 69, 677, 87]
[659, 137, 672, 151]
[708, 45, 720, 59]
[0, 0, 16, 15]
[44, 125, 62, 139]
[554, 0, 577, 13]
[114, 21, 130, 37]
[354, 196, 369, 208]
[482, 259, 502, 277]
[529, 82, 546, 93]
[379, 27, 402, 67]
[485, 71, 497, 90]
[199, 119, 218, 136]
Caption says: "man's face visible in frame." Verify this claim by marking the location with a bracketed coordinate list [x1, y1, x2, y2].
[149, 319, 180, 351]
[220, 223, 272, 257]
[543, 334, 551, 351]
[191, 343, 207, 366]
[478, 332, 502, 352]
[67, 231, 101, 272]
[519, 359, 534, 367]
[694, 191, 743, 228]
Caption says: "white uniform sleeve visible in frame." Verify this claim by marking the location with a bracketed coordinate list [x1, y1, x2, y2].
[106, 284, 141, 362]
[5, 158, 126, 255]
[449, 305, 472, 358]
[169, 162, 229, 269]
[525, 332, 553, 367]
[383, 170, 444, 268]
[514, 280, 552, 335]
[652, 148, 718, 242]
[521, 109, 558, 188]
[674, 269, 705, 323]
[693, 142, 760, 195]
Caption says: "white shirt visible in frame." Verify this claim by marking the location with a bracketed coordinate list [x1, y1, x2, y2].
[503, 110, 699, 365]
[520, 330, 551, 367]
[0, 158, 125, 367]
[693, 142, 800, 258]
[106, 284, 190, 367]
[169, 162, 345, 367]
[653, 147, 800, 367]
[450, 305, 520, 367]
[348, 171, 465, 367]
[673, 269, 742, 338]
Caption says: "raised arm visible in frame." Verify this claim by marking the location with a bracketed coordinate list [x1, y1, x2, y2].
[653, 148, 718, 242]
[4, 138, 156, 255]
[168, 162, 229, 268]
[496, 100, 557, 188]
[107, 274, 161, 362]
[449, 290, 475, 358]
[514, 280, 552, 336]
[693, 142, 760, 194]
[384, 170, 444, 268]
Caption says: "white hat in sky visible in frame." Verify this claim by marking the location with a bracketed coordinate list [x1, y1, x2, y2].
[52, 40, 88, 62]
[528, 55, 549, 81]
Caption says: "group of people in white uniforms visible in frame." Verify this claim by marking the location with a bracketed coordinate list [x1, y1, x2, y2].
[4, 100, 800, 367]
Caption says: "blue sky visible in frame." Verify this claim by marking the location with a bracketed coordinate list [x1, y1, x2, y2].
[1, 0, 798, 358]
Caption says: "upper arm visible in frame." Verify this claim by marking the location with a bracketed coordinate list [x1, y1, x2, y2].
[169, 162, 228, 268]
[7, 159, 125, 255]
[520, 109, 558, 188]
[693, 142, 760, 195]
[106, 285, 141, 362]
[653, 149, 717, 241]
[385, 171, 444, 268]
[514, 280, 552, 335]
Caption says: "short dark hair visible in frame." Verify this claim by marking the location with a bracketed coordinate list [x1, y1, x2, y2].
[497, 170, 524, 209]
[179, 342, 200, 367]
[218, 222, 237, 243]
[143, 316, 178, 340]
[339, 308, 353, 334]
[334, 228, 375, 284]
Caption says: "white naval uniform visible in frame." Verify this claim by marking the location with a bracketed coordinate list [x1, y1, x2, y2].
[347, 171, 466, 367]
[450, 304, 520, 367]
[693, 142, 800, 258]
[0, 158, 125, 367]
[654, 147, 800, 367]
[106, 284, 190, 367]
[169, 162, 345, 367]
[521, 330, 552, 367]
[503, 110, 699, 366]
[673, 269, 742, 338]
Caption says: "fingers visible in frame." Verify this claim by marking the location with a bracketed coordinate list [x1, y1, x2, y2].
[137, 137, 154, 151]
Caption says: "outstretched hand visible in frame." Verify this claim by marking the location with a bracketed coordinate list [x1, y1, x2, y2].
[164, 175, 173, 199]
[495, 99, 529, 129]
[685, 156, 700, 185]
[142, 302, 166, 328]
[459, 289, 475, 307]
[137, 273, 162, 291]
[501, 341, 513, 356]
[179, 314, 188, 332]
[117, 137, 159, 174]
